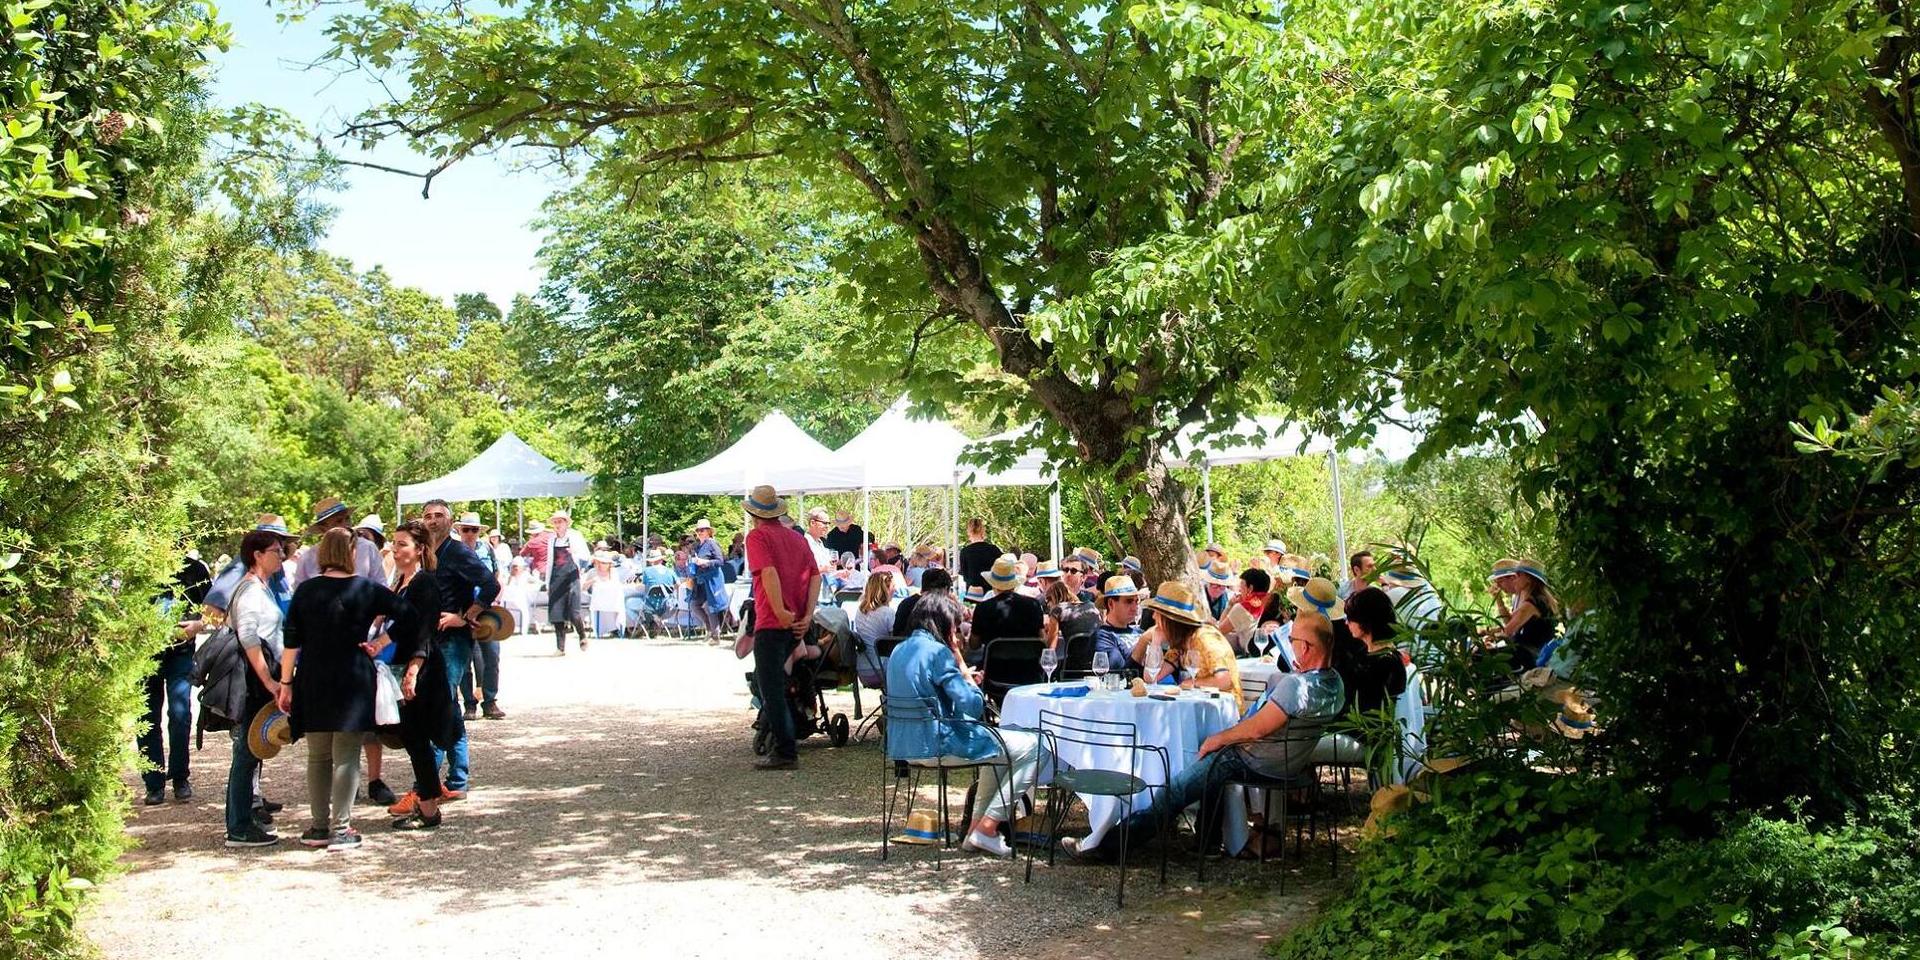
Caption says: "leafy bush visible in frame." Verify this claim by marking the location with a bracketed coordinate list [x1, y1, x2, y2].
[1271, 771, 1918, 960]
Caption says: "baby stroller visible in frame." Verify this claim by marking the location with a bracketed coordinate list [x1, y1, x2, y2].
[746, 606, 854, 753]
[634, 583, 678, 638]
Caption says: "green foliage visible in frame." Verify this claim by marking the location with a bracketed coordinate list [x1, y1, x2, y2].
[1271, 773, 1919, 960]
[0, 1, 249, 954]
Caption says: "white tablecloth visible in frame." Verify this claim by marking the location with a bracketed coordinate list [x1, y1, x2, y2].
[1001, 682, 1238, 849]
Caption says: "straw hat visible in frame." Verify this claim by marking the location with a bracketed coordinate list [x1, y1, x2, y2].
[1381, 567, 1427, 586]
[592, 550, 618, 565]
[246, 703, 294, 761]
[1072, 546, 1102, 568]
[471, 605, 518, 642]
[834, 509, 853, 524]
[1489, 557, 1550, 589]
[1097, 575, 1142, 607]
[1280, 554, 1313, 583]
[252, 513, 295, 538]
[984, 554, 1022, 592]
[528, 520, 546, 534]
[963, 584, 990, 603]
[453, 511, 485, 532]
[1121, 555, 1143, 574]
[892, 809, 946, 845]
[1143, 580, 1206, 626]
[305, 496, 349, 533]
[1034, 559, 1062, 579]
[1263, 538, 1289, 556]
[549, 508, 572, 522]
[742, 485, 787, 519]
[1289, 576, 1346, 620]
[1202, 560, 1236, 587]
[691, 517, 714, 533]
[1203, 542, 1227, 558]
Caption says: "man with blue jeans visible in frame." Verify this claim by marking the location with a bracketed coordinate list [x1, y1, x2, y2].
[410, 500, 499, 807]
[142, 555, 211, 805]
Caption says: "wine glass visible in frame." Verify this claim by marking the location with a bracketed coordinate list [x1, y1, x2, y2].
[1040, 647, 1059, 684]
[1143, 642, 1163, 683]
[1092, 651, 1110, 689]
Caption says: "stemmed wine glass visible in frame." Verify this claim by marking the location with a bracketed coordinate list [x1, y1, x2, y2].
[1040, 646, 1059, 684]
[1143, 642, 1163, 684]
[1091, 650, 1111, 690]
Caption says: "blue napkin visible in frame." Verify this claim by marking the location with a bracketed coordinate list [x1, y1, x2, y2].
[1156, 674, 1180, 686]
[1039, 685, 1091, 698]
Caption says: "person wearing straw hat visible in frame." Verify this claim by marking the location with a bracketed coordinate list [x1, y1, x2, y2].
[292, 496, 387, 589]
[536, 508, 592, 653]
[967, 554, 1045, 665]
[1091, 575, 1144, 673]
[824, 508, 864, 560]
[1062, 611, 1343, 861]
[740, 485, 818, 770]
[686, 518, 730, 640]
[1140, 581, 1243, 708]
[1261, 538, 1289, 571]
[453, 513, 507, 720]
[1201, 559, 1238, 621]
[1488, 556, 1561, 673]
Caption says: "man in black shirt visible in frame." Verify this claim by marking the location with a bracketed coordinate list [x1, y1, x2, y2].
[823, 509, 865, 561]
[420, 499, 501, 800]
[969, 554, 1046, 660]
[957, 518, 1001, 591]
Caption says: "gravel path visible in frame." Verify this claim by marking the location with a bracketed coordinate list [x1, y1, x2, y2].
[85, 637, 1333, 959]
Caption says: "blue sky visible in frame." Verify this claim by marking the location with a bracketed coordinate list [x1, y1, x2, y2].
[212, 4, 558, 310]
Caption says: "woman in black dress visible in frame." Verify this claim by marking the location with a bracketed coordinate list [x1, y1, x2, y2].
[385, 519, 466, 830]
[278, 528, 404, 850]
[1490, 557, 1560, 672]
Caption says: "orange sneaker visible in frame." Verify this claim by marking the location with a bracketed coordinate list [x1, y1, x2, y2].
[438, 788, 466, 803]
[386, 791, 420, 817]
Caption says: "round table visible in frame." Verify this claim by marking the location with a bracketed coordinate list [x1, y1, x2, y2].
[1000, 682, 1238, 848]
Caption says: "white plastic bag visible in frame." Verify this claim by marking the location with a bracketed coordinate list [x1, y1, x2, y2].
[373, 661, 402, 726]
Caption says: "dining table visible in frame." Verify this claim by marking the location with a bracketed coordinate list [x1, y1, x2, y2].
[1000, 681, 1241, 851]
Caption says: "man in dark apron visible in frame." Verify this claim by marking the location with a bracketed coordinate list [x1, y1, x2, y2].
[545, 509, 590, 654]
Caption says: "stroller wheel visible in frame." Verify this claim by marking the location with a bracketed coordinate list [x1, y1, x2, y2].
[827, 713, 850, 747]
[753, 726, 772, 756]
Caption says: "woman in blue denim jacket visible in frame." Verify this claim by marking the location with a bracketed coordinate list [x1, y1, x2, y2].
[883, 591, 1048, 858]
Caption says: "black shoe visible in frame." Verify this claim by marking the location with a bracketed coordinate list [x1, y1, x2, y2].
[143, 787, 165, 806]
[298, 827, 332, 848]
[753, 756, 797, 771]
[253, 809, 274, 827]
[463, 706, 479, 721]
[326, 829, 364, 851]
[392, 810, 441, 831]
[258, 799, 284, 814]
[224, 826, 279, 848]
[173, 783, 193, 802]
[482, 704, 506, 720]
[367, 778, 397, 807]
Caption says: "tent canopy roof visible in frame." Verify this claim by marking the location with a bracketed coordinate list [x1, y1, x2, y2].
[766, 396, 976, 492]
[644, 411, 835, 495]
[398, 431, 592, 504]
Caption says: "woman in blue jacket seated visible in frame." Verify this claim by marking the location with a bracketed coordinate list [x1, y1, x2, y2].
[883, 590, 1050, 858]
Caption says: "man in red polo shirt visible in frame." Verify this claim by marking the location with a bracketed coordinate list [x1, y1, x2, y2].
[742, 484, 818, 770]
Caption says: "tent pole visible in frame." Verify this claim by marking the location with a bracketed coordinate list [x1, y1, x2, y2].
[642, 491, 649, 548]
[517, 501, 524, 543]
[861, 488, 872, 570]
[493, 499, 500, 531]
[616, 493, 624, 542]
[1328, 448, 1349, 569]
[1202, 464, 1215, 546]
[950, 479, 960, 572]
[1049, 483, 1063, 563]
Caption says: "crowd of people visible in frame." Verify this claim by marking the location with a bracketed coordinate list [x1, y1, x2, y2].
[143, 484, 1561, 860]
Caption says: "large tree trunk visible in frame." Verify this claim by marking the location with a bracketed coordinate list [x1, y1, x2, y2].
[1125, 455, 1198, 589]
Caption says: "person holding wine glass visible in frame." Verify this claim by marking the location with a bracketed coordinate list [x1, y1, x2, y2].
[1139, 581, 1244, 709]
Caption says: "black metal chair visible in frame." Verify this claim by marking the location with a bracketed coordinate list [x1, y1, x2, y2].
[981, 637, 1048, 707]
[855, 635, 909, 742]
[1025, 710, 1171, 907]
[1057, 627, 1099, 679]
[1195, 718, 1332, 891]
[879, 694, 1012, 871]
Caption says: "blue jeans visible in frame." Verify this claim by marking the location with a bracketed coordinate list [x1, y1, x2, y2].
[1107, 745, 1262, 851]
[752, 629, 797, 761]
[225, 726, 261, 836]
[460, 637, 499, 714]
[435, 635, 474, 790]
[139, 650, 193, 791]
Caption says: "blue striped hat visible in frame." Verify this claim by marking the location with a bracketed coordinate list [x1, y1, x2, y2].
[1143, 581, 1206, 626]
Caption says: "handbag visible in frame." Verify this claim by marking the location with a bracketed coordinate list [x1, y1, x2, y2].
[372, 661, 402, 726]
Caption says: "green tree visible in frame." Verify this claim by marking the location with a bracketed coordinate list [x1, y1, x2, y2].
[1139, 0, 1920, 814]
[312, 0, 1295, 582]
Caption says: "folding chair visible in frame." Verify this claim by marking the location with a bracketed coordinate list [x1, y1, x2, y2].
[981, 637, 1047, 708]
[1196, 718, 1332, 891]
[1025, 710, 1170, 907]
[880, 694, 1011, 871]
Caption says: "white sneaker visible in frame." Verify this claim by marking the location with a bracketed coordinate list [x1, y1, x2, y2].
[962, 829, 1013, 859]
[1059, 836, 1096, 859]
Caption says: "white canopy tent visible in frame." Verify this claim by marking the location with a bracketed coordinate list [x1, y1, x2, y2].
[395, 431, 593, 534]
[640, 410, 838, 545]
